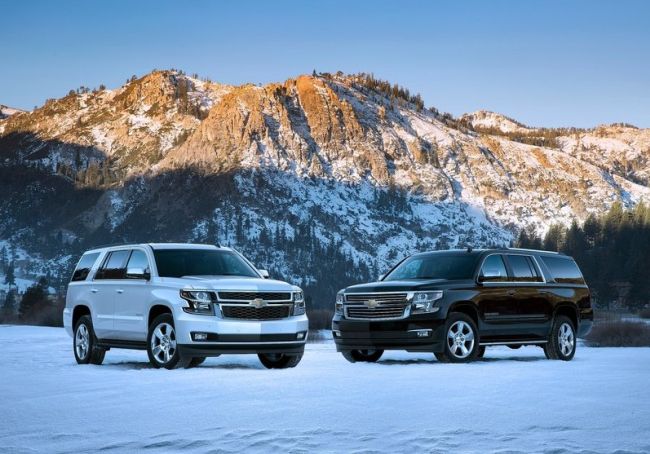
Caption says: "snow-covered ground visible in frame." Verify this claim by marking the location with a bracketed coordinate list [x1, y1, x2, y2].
[1, 326, 649, 453]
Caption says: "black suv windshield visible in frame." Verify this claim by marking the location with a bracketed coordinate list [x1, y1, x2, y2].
[384, 254, 478, 281]
[153, 249, 259, 278]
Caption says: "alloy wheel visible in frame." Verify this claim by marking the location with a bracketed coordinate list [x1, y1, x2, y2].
[75, 324, 90, 360]
[150, 322, 177, 364]
[558, 322, 575, 357]
[447, 320, 475, 359]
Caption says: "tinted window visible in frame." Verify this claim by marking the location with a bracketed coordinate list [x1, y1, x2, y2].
[95, 250, 130, 280]
[153, 249, 259, 278]
[542, 256, 585, 284]
[479, 255, 508, 281]
[384, 254, 478, 281]
[506, 255, 542, 282]
[126, 250, 149, 271]
[71, 252, 100, 282]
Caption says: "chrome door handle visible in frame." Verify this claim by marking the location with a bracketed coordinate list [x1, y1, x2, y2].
[116, 289, 124, 294]
[91, 288, 99, 293]
[507, 290, 516, 296]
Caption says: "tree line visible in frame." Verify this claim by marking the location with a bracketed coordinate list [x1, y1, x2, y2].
[516, 201, 650, 311]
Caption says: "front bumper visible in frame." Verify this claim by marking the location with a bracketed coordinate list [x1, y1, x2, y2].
[175, 311, 309, 356]
[332, 316, 446, 353]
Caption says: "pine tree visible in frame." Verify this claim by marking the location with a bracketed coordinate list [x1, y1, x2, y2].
[4, 262, 15, 286]
[19, 280, 47, 321]
[2, 289, 16, 318]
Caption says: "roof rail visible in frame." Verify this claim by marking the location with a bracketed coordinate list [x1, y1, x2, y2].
[506, 247, 562, 255]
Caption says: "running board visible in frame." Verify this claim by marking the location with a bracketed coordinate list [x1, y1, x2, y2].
[480, 340, 547, 346]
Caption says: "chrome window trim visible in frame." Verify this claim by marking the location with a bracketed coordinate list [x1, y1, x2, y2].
[476, 252, 547, 285]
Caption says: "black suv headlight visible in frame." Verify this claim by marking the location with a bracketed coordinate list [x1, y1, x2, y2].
[335, 292, 344, 315]
[411, 291, 443, 314]
[293, 290, 306, 316]
[180, 290, 216, 315]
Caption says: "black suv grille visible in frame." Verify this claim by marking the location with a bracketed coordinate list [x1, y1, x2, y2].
[221, 305, 291, 320]
[344, 293, 409, 320]
[218, 292, 292, 301]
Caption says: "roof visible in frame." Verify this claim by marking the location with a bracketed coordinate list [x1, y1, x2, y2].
[411, 247, 564, 258]
[84, 243, 226, 253]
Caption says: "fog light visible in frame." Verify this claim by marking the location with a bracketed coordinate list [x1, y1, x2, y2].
[333, 330, 341, 337]
[411, 329, 432, 338]
[193, 332, 208, 341]
[296, 332, 306, 340]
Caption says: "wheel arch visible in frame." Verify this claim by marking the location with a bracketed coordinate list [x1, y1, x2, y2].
[72, 305, 91, 329]
[554, 303, 578, 330]
[148, 304, 173, 328]
[447, 301, 480, 326]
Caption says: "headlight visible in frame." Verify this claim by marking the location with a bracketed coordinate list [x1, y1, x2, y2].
[180, 290, 215, 315]
[335, 292, 344, 315]
[293, 290, 306, 315]
[411, 291, 443, 313]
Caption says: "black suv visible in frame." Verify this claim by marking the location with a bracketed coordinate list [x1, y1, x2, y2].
[332, 248, 593, 363]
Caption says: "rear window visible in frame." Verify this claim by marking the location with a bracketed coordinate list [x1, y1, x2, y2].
[71, 252, 100, 282]
[541, 256, 585, 285]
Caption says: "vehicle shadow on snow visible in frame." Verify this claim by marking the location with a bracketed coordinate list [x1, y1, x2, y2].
[376, 355, 549, 366]
[106, 360, 263, 370]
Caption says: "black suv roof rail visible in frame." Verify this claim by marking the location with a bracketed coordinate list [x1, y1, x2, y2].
[501, 247, 563, 255]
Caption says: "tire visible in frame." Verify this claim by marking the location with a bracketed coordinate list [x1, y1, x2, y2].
[147, 313, 190, 369]
[543, 315, 576, 361]
[477, 345, 486, 358]
[187, 357, 206, 368]
[73, 315, 106, 365]
[438, 312, 480, 363]
[340, 349, 384, 363]
[507, 344, 522, 350]
[258, 352, 304, 369]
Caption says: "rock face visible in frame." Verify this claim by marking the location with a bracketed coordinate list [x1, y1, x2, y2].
[1, 70, 649, 307]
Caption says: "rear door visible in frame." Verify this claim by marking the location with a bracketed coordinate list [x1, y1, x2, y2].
[113, 249, 152, 341]
[92, 249, 131, 339]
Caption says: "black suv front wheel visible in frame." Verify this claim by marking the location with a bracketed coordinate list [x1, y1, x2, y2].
[544, 315, 576, 361]
[435, 313, 480, 363]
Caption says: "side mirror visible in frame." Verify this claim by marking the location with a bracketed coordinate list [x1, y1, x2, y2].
[258, 269, 270, 279]
[126, 267, 150, 280]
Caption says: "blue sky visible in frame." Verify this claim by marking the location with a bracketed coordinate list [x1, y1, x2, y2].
[2, 0, 649, 127]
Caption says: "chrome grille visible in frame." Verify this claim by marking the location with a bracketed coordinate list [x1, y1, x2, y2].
[221, 305, 291, 320]
[218, 292, 292, 301]
[344, 293, 409, 320]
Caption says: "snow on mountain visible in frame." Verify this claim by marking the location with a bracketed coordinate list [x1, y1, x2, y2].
[1, 70, 649, 309]
[0, 104, 25, 120]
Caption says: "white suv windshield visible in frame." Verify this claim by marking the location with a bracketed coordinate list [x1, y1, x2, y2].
[153, 249, 259, 278]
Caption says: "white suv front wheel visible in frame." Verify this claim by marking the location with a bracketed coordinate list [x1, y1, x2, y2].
[147, 314, 190, 369]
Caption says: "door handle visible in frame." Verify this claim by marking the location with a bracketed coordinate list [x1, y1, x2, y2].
[116, 289, 124, 294]
[507, 289, 516, 296]
[91, 288, 98, 293]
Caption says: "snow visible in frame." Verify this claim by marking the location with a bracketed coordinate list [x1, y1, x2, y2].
[1, 325, 649, 453]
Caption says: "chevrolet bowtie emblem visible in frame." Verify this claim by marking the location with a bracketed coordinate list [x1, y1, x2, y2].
[251, 298, 266, 308]
[365, 299, 379, 309]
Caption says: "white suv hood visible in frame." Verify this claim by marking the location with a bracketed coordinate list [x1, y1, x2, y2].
[161, 276, 296, 292]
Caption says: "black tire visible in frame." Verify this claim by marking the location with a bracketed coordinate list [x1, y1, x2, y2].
[187, 357, 206, 368]
[258, 352, 303, 369]
[340, 349, 384, 363]
[543, 315, 576, 361]
[147, 313, 190, 369]
[507, 344, 522, 350]
[73, 315, 106, 365]
[439, 312, 480, 363]
[477, 345, 486, 358]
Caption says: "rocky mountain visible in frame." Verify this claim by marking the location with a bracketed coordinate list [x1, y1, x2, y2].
[0, 104, 25, 120]
[1, 70, 649, 316]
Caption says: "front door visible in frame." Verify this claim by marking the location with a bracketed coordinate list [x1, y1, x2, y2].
[113, 249, 151, 341]
[92, 249, 131, 339]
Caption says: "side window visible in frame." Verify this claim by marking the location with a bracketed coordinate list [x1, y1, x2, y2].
[126, 250, 149, 272]
[506, 255, 543, 282]
[479, 255, 508, 282]
[71, 252, 100, 282]
[95, 250, 130, 280]
[541, 257, 585, 284]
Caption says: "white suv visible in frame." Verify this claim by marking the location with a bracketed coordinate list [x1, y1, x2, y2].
[63, 243, 309, 369]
